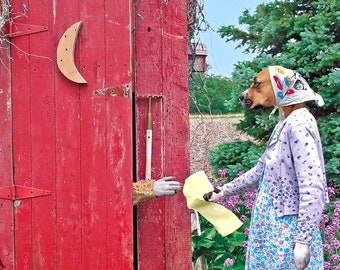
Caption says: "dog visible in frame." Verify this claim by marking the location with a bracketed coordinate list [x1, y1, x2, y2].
[238, 67, 276, 111]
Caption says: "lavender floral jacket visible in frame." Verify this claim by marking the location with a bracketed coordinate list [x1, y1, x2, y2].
[222, 108, 329, 244]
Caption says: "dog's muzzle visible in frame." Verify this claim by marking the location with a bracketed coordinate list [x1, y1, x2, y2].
[239, 91, 263, 111]
[239, 92, 252, 109]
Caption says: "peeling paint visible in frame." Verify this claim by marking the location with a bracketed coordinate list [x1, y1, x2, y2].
[13, 200, 23, 211]
[163, 31, 185, 40]
[53, 0, 56, 24]
[94, 84, 130, 98]
[6, 99, 11, 111]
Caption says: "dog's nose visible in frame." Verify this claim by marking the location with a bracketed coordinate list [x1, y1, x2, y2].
[239, 93, 245, 101]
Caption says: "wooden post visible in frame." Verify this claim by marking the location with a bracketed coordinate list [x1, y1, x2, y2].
[134, 0, 192, 269]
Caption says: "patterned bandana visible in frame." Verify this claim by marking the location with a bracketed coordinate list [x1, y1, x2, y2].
[268, 66, 324, 119]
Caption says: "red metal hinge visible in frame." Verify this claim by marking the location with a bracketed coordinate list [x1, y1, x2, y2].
[3, 22, 48, 38]
[0, 185, 51, 200]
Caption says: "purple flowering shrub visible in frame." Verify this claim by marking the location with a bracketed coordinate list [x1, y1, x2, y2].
[322, 187, 340, 269]
[191, 172, 255, 269]
[191, 172, 340, 269]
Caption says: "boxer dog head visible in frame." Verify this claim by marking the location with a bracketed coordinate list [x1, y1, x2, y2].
[239, 68, 276, 110]
[238, 66, 324, 113]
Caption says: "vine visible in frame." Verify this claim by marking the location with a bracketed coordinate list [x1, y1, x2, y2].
[0, 0, 10, 30]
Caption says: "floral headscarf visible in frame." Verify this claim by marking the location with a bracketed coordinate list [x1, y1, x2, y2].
[268, 66, 324, 119]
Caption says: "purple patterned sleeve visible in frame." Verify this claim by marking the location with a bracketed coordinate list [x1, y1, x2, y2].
[222, 155, 265, 196]
[290, 123, 326, 244]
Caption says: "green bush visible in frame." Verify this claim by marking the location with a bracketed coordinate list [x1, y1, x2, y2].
[209, 114, 340, 192]
[318, 115, 340, 189]
[189, 73, 241, 115]
[209, 141, 266, 180]
[192, 216, 248, 270]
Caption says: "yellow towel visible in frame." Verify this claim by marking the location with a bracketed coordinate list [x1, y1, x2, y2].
[183, 171, 243, 237]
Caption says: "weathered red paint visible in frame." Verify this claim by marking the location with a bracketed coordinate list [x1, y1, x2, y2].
[134, 0, 192, 269]
[0, 18, 13, 269]
[0, 0, 190, 269]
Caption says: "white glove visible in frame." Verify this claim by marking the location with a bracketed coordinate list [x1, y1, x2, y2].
[294, 242, 310, 270]
[153, 176, 182, 197]
[203, 187, 224, 202]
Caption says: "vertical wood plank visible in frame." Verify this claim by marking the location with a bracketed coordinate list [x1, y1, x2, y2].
[136, 98, 166, 269]
[162, 1, 192, 268]
[26, 0, 57, 268]
[134, 0, 166, 269]
[78, 0, 133, 268]
[134, 0, 191, 269]
[54, 2, 83, 269]
[10, 0, 35, 268]
[78, 1, 109, 269]
[105, 0, 134, 268]
[0, 22, 14, 270]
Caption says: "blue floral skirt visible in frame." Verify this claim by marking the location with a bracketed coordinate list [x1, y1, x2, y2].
[245, 178, 324, 269]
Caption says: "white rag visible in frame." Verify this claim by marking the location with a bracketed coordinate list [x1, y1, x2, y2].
[183, 171, 243, 237]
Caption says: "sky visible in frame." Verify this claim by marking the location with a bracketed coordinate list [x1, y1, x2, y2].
[198, 0, 271, 77]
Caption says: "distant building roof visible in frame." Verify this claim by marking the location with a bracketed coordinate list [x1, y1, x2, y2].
[188, 43, 207, 72]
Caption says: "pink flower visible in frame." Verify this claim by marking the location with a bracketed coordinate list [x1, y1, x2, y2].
[325, 225, 335, 237]
[334, 201, 340, 207]
[240, 215, 247, 222]
[218, 169, 227, 178]
[327, 186, 336, 199]
[321, 214, 329, 224]
[332, 239, 340, 249]
[244, 228, 250, 236]
[323, 243, 331, 253]
[224, 258, 234, 267]
[331, 254, 340, 263]
[324, 261, 332, 270]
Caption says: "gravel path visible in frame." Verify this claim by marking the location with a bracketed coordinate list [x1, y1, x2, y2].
[189, 116, 252, 175]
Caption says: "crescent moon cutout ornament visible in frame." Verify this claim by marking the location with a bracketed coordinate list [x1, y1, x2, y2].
[57, 21, 87, 84]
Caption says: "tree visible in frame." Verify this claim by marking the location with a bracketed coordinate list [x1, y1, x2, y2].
[217, 0, 339, 132]
[216, 0, 340, 182]
[189, 73, 240, 114]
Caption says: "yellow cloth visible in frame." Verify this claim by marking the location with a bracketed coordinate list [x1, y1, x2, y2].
[183, 171, 243, 237]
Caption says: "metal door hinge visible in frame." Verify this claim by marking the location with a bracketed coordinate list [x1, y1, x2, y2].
[0, 185, 51, 200]
[3, 22, 48, 38]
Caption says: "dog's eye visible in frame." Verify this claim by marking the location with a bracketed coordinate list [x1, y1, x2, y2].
[252, 81, 262, 88]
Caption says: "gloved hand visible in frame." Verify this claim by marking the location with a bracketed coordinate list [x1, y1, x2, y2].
[294, 242, 310, 270]
[203, 187, 224, 202]
[153, 176, 182, 197]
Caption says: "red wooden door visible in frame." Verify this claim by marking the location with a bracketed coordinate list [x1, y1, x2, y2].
[1, 0, 191, 269]
[0, 0, 133, 269]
